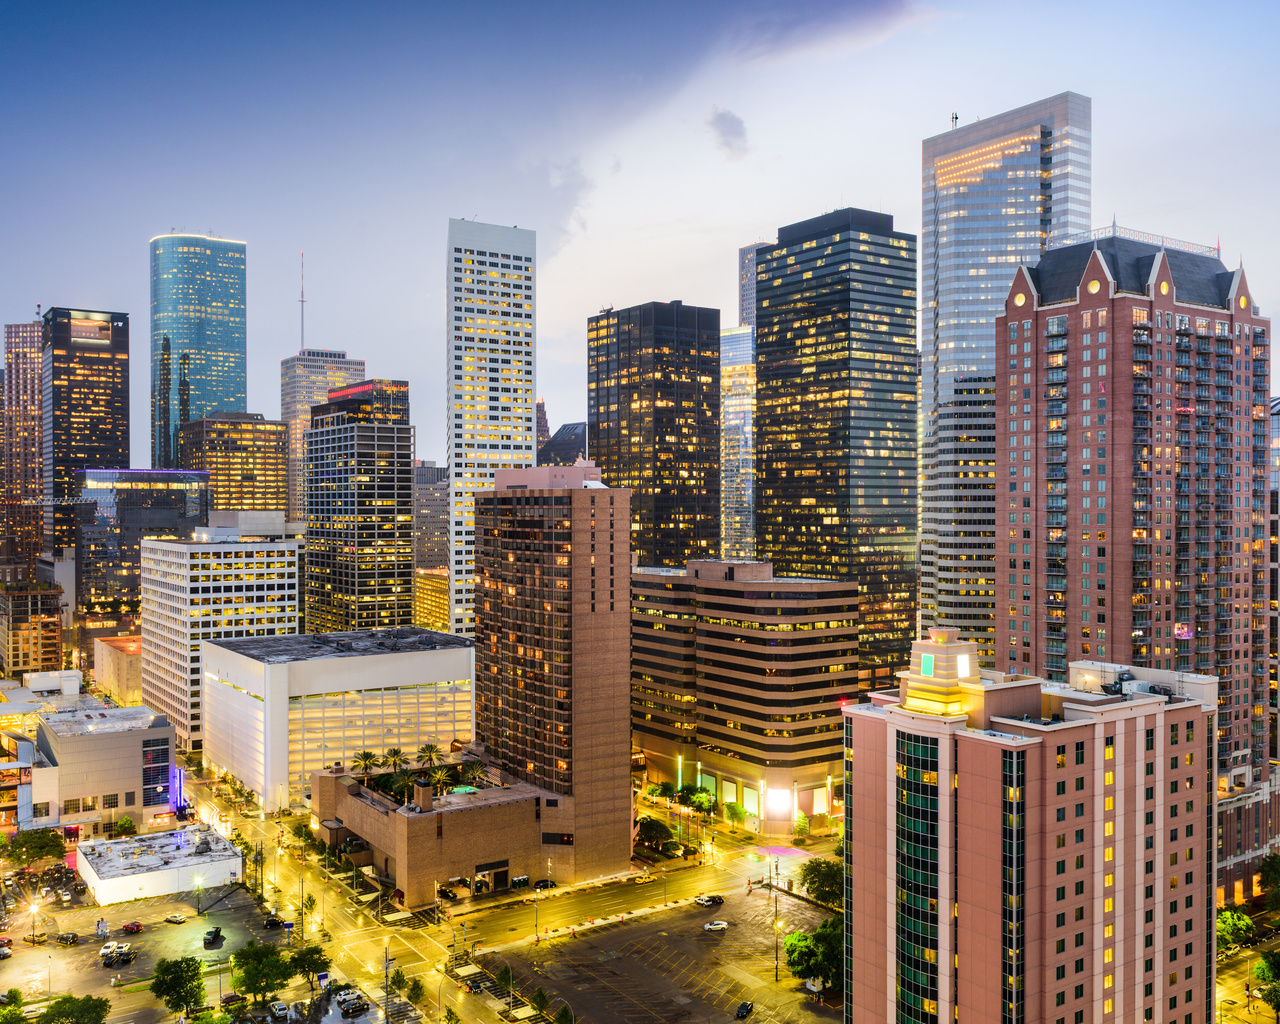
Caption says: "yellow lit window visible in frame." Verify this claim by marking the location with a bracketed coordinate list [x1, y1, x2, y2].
[1104, 897, 1114, 912]
[1104, 821, 1114, 836]
[1104, 873, 1114, 887]
[1104, 924, 1114, 938]
[1105, 847, 1114, 862]
[1104, 997, 1113, 1013]
[1105, 745, 1114, 760]
[1104, 771, 1114, 785]
[1104, 796, 1114, 811]
[1104, 948, 1113, 963]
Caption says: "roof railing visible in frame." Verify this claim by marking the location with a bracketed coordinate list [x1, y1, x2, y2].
[1048, 224, 1219, 257]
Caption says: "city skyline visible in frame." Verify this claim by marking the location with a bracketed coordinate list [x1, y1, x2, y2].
[1, 4, 1274, 466]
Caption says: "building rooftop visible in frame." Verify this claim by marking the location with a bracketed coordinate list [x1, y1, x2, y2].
[632, 562, 855, 587]
[40, 705, 169, 738]
[97, 635, 141, 657]
[210, 626, 472, 664]
[79, 825, 238, 881]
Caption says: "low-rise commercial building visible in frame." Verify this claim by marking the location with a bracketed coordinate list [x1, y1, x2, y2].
[77, 825, 240, 905]
[203, 627, 472, 812]
[632, 560, 858, 834]
[94, 635, 142, 705]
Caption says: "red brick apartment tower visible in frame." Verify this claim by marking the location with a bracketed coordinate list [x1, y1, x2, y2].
[993, 227, 1272, 900]
[844, 629, 1217, 1024]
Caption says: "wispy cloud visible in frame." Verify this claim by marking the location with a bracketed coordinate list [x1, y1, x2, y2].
[707, 107, 749, 159]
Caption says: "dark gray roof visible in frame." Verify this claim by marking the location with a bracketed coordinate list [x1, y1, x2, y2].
[1030, 236, 1231, 307]
[209, 627, 471, 664]
[537, 422, 586, 466]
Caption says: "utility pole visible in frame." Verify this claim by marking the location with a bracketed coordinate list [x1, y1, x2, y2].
[383, 945, 395, 1018]
[774, 891, 779, 982]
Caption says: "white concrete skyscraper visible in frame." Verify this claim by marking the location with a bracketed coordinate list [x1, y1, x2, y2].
[917, 93, 1091, 663]
[445, 220, 537, 634]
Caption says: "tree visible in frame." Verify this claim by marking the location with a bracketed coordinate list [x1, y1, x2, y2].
[644, 783, 662, 799]
[1219, 908, 1256, 948]
[784, 931, 819, 979]
[231, 941, 297, 1002]
[1262, 853, 1280, 910]
[289, 820, 314, 846]
[351, 750, 380, 783]
[690, 791, 713, 816]
[388, 967, 407, 993]
[494, 965, 514, 998]
[3, 991, 20, 1008]
[383, 748, 408, 773]
[291, 945, 331, 993]
[112, 816, 137, 838]
[635, 818, 673, 850]
[553, 1006, 581, 1024]
[390, 770, 415, 804]
[443, 1010, 461, 1024]
[785, 918, 842, 989]
[415, 743, 442, 769]
[724, 802, 747, 828]
[429, 768, 451, 795]
[1257, 951, 1280, 1023]
[658, 781, 676, 800]
[36, 996, 111, 1024]
[794, 810, 810, 837]
[405, 978, 425, 1005]
[459, 760, 485, 787]
[150, 957, 207, 1015]
[184, 750, 202, 770]
[529, 987, 551, 1017]
[0, 1009, 23, 1024]
[796, 857, 842, 908]
[8, 829, 66, 867]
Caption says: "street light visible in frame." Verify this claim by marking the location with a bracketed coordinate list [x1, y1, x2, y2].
[383, 943, 396, 1019]
[195, 876, 203, 915]
[773, 893, 781, 982]
[29, 904, 37, 945]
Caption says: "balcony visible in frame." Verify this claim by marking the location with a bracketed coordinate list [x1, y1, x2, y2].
[1046, 338, 1068, 353]
[1046, 369, 1068, 384]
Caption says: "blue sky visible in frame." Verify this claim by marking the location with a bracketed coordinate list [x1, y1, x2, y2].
[2, 0, 1277, 465]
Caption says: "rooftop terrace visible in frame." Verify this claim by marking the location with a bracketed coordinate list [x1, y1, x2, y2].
[79, 825, 238, 881]
[210, 627, 472, 665]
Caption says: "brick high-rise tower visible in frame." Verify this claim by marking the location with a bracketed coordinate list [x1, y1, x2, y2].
[995, 225, 1270, 898]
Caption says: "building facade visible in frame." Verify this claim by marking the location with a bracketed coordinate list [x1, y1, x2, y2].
[178, 412, 288, 512]
[737, 242, 770, 328]
[94, 635, 142, 706]
[150, 234, 247, 468]
[280, 348, 366, 523]
[1271, 397, 1280, 760]
[473, 465, 632, 879]
[994, 226, 1271, 898]
[587, 300, 720, 568]
[535, 398, 550, 449]
[413, 460, 449, 570]
[305, 380, 413, 633]
[720, 325, 755, 560]
[632, 560, 857, 834]
[446, 220, 538, 634]
[0, 580, 62, 678]
[4, 320, 43, 568]
[73, 469, 209, 673]
[141, 534, 299, 751]
[754, 208, 917, 688]
[919, 94, 1092, 660]
[413, 567, 450, 632]
[844, 629, 1216, 1024]
[42, 308, 130, 551]
[203, 628, 472, 811]
[537, 422, 587, 466]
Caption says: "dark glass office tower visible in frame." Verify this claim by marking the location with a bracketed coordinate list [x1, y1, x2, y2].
[150, 234, 247, 468]
[41, 308, 130, 551]
[754, 208, 917, 688]
[587, 300, 720, 568]
[305, 380, 414, 632]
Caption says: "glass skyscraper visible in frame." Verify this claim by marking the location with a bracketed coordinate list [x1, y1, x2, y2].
[720, 325, 754, 559]
[280, 348, 366, 522]
[150, 234, 247, 468]
[918, 94, 1091, 661]
[754, 208, 917, 689]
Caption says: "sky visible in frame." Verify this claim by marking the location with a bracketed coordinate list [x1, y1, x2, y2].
[2, 0, 1277, 467]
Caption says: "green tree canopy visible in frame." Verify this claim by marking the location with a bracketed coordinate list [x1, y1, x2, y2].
[1219, 909, 1256, 948]
[112, 816, 137, 838]
[794, 810, 810, 837]
[1256, 949, 1280, 1021]
[657, 782, 676, 799]
[231, 940, 297, 1002]
[635, 818, 673, 849]
[37, 996, 111, 1024]
[415, 743, 442, 769]
[351, 750, 380, 782]
[784, 917, 843, 989]
[406, 979, 425, 1005]
[8, 829, 66, 866]
[383, 748, 408, 773]
[796, 857, 843, 908]
[724, 801, 747, 826]
[150, 956, 207, 1015]
[291, 945, 332, 993]
[529, 988, 552, 1016]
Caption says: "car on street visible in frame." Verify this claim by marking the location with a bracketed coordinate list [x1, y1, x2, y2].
[204, 926, 222, 946]
[164, 913, 187, 924]
[269, 1003, 289, 1020]
[22, 934, 46, 945]
[436, 887, 457, 901]
[707, 895, 724, 904]
[694, 896, 714, 907]
[703, 921, 728, 933]
[0, 937, 12, 948]
[122, 922, 142, 933]
[72, 882, 87, 895]
[335, 990, 364, 1009]
[735, 1001, 754, 1019]
[54, 933, 77, 945]
[0, 948, 10, 960]
[634, 875, 656, 885]
[99, 942, 119, 958]
[104, 948, 137, 967]
[220, 993, 247, 1008]
[263, 916, 284, 928]
[533, 879, 556, 890]
[340, 1000, 368, 1019]
[58, 891, 71, 904]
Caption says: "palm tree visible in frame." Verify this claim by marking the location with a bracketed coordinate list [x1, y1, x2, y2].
[391, 770, 415, 805]
[430, 768, 451, 796]
[352, 750, 381, 784]
[415, 742, 442, 769]
[459, 760, 485, 787]
[553, 1005, 581, 1024]
[384, 747, 408, 773]
[529, 987, 552, 1019]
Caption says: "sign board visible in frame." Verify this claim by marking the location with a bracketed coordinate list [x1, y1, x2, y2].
[230, 871, 237, 880]
[316, 971, 329, 990]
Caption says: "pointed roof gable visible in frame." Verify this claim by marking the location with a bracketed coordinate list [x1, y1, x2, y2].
[1031, 235, 1232, 307]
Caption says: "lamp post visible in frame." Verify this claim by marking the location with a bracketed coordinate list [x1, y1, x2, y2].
[383, 943, 395, 1019]
[495, 953, 515, 1013]
[195, 876, 203, 915]
[29, 904, 37, 945]
[662, 867, 667, 906]
[773, 893, 780, 982]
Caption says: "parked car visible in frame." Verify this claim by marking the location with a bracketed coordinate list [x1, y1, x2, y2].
[340, 1000, 368, 1019]
[164, 913, 187, 924]
[0, 948, 10, 960]
[220, 993, 247, 1007]
[532, 879, 556, 890]
[204, 926, 222, 946]
[694, 896, 714, 907]
[335, 991, 364, 1008]
[58, 891, 71, 904]
[708, 895, 724, 905]
[703, 921, 728, 933]
[0, 937, 12, 948]
[436, 888, 457, 901]
[735, 1001, 754, 1019]
[269, 1003, 289, 1020]
[22, 933, 46, 945]
[72, 882, 87, 895]
[100, 942, 119, 958]
[263, 916, 284, 928]
[54, 933, 77, 945]
[122, 922, 143, 934]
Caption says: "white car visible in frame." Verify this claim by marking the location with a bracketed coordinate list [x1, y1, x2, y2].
[704, 921, 728, 933]
[694, 896, 715, 907]
[99, 941, 118, 957]
[269, 1002, 289, 1020]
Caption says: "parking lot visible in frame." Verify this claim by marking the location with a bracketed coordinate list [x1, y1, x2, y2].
[490, 889, 840, 1024]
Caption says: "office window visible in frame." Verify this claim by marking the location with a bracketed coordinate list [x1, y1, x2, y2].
[103, 793, 119, 809]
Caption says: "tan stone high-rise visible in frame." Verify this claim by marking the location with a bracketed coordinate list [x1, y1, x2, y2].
[845, 629, 1216, 1024]
[280, 348, 365, 522]
[179, 411, 288, 512]
[473, 463, 631, 882]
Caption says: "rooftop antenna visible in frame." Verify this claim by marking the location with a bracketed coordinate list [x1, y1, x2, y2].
[951, 112, 958, 129]
[299, 251, 306, 350]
